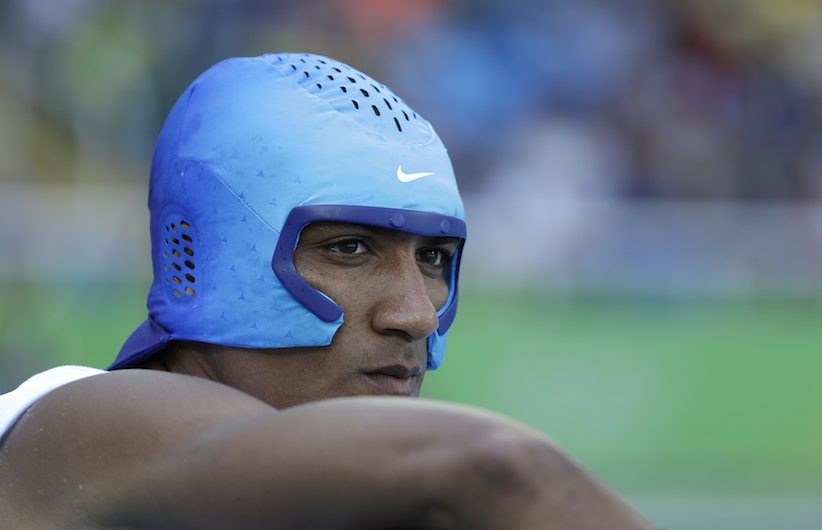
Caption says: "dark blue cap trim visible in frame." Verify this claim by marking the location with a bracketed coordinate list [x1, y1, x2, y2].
[272, 205, 466, 335]
[108, 317, 173, 370]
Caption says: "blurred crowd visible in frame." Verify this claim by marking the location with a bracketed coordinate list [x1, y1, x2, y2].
[2, 0, 822, 201]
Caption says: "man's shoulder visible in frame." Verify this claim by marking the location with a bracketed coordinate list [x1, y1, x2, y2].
[0, 365, 106, 441]
[22, 368, 272, 431]
[1, 368, 272, 470]
[1, 368, 272, 460]
[0, 368, 273, 527]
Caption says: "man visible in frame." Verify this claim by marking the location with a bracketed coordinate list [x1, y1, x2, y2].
[0, 53, 653, 529]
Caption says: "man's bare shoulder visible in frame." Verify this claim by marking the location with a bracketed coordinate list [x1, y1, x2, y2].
[13, 368, 272, 435]
[0, 369, 272, 527]
[3, 368, 273, 456]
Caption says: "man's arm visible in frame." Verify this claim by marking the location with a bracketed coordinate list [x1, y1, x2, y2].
[0, 369, 652, 529]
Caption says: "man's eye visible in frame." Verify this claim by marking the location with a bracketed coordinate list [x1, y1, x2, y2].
[329, 239, 366, 255]
[417, 248, 450, 267]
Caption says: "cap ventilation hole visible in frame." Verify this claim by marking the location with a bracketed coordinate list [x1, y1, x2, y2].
[163, 218, 198, 300]
[275, 53, 426, 138]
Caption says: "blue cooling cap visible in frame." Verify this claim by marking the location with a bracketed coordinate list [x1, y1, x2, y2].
[111, 53, 466, 371]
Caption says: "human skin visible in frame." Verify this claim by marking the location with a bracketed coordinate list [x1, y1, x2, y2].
[0, 223, 654, 529]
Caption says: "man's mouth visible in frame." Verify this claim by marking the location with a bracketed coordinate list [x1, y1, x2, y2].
[362, 364, 421, 396]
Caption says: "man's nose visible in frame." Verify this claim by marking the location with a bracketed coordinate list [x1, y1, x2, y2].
[370, 256, 440, 342]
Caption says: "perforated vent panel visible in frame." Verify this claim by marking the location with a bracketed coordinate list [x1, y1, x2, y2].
[270, 53, 428, 141]
[162, 218, 198, 301]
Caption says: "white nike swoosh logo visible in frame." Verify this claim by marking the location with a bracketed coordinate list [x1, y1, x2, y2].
[396, 165, 435, 183]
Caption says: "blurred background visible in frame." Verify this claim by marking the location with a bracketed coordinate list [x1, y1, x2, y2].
[2, 0, 821, 527]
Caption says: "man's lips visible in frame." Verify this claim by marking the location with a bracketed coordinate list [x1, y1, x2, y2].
[362, 364, 421, 395]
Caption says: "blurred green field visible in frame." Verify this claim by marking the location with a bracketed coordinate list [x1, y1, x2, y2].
[429, 290, 822, 490]
[2, 281, 821, 526]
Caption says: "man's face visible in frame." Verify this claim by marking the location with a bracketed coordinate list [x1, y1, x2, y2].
[204, 222, 460, 408]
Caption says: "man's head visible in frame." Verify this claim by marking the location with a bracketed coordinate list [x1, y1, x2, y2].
[111, 53, 465, 401]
